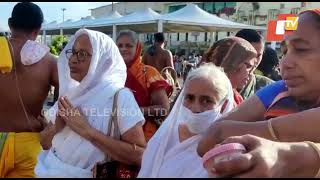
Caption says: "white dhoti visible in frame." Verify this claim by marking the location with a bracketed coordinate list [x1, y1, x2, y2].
[35, 150, 92, 178]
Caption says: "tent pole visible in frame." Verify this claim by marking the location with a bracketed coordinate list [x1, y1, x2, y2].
[43, 30, 46, 45]
[157, 20, 163, 33]
[215, 31, 219, 41]
[112, 25, 117, 42]
[166, 33, 170, 48]
[209, 31, 213, 46]
[60, 28, 63, 36]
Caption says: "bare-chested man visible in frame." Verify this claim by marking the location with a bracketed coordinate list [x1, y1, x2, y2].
[143, 32, 180, 88]
[143, 32, 174, 73]
[0, 2, 58, 178]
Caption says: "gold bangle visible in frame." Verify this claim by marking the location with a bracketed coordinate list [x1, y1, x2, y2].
[305, 141, 320, 178]
[268, 119, 279, 141]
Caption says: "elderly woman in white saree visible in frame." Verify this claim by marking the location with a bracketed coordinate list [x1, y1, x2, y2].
[35, 29, 146, 178]
[138, 63, 235, 178]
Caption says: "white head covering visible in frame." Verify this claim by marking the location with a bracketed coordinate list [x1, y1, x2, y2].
[138, 75, 234, 178]
[36, 29, 127, 177]
[45, 28, 126, 123]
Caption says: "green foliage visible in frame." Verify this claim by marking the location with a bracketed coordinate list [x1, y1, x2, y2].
[49, 35, 68, 56]
[49, 46, 58, 56]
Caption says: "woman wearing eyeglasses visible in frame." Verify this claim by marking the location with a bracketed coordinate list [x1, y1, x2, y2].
[35, 29, 146, 178]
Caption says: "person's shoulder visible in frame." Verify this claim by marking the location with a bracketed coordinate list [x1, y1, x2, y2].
[255, 74, 272, 80]
[163, 49, 172, 56]
[256, 80, 287, 98]
[254, 74, 275, 92]
[164, 48, 172, 53]
[142, 51, 151, 63]
[117, 88, 138, 106]
[119, 87, 133, 96]
[47, 53, 58, 61]
[271, 80, 286, 89]
[145, 45, 155, 56]
[255, 80, 287, 109]
[255, 74, 274, 84]
[41, 53, 58, 66]
[118, 87, 136, 100]
[31, 53, 57, 73]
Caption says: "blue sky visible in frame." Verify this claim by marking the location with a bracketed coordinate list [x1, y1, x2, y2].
[0, 2, 112, 31]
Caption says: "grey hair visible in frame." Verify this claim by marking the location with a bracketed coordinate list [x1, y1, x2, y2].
[185, 63, 230, 104]
[116, 29, 138, 44]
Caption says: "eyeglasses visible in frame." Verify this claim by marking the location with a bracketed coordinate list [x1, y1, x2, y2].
[65, 49, 92, 62]
[117, 43, 134, 49]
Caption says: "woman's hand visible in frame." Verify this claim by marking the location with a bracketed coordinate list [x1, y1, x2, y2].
[197, 120, 271, 157]
[54, 115, 66, 133]
[57, 96, 147, 166]
[205, 135, 320, 178]
[198, 120, 240, 157]
[56, 101, 66, 132]
[58, 97, 93, 139]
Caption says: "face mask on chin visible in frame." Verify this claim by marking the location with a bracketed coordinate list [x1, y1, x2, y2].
[180, 104, 222, 135]
[20, 40, 50, 65]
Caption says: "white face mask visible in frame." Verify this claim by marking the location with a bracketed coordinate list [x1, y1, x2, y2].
[20, 40, 49, 65]
[180, 105, 222, 134]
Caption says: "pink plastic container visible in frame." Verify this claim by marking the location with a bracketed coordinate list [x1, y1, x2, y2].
[202, 143, 246, 177]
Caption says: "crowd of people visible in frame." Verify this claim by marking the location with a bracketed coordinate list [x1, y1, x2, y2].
[0, 2, 320, 178]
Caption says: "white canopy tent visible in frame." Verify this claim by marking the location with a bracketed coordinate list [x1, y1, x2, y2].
[41, 21, 59, 43]
[109, 8, 161, 26]
[65, 16, 95, 29]
[42, 21, 58, 30]
[85, 11, 123, 39]
[41, 3, 266, 42]
[58, 19, 74, 28]
[159, 3, 265, 32]
[41, 16, 96, 36]
[85, 4, 265, 34]
[42, 8, 161, 37]
[57, 19, 74, 35]
[90, 8, 162, 40]
[41, 11, 123, 37]
[42, 21, 61, 36]
[88, 10, 123, 26]
[106, 4, 265, 40]
[59, 16, 95, 35]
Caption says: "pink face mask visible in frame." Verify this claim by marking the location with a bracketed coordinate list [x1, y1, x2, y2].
[20, 40, 50, 65]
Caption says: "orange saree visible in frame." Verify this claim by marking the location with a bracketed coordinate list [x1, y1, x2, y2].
[125, 42, 173, 142]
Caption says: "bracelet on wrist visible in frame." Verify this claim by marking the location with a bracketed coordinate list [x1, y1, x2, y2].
[267, 119, 279, 141]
